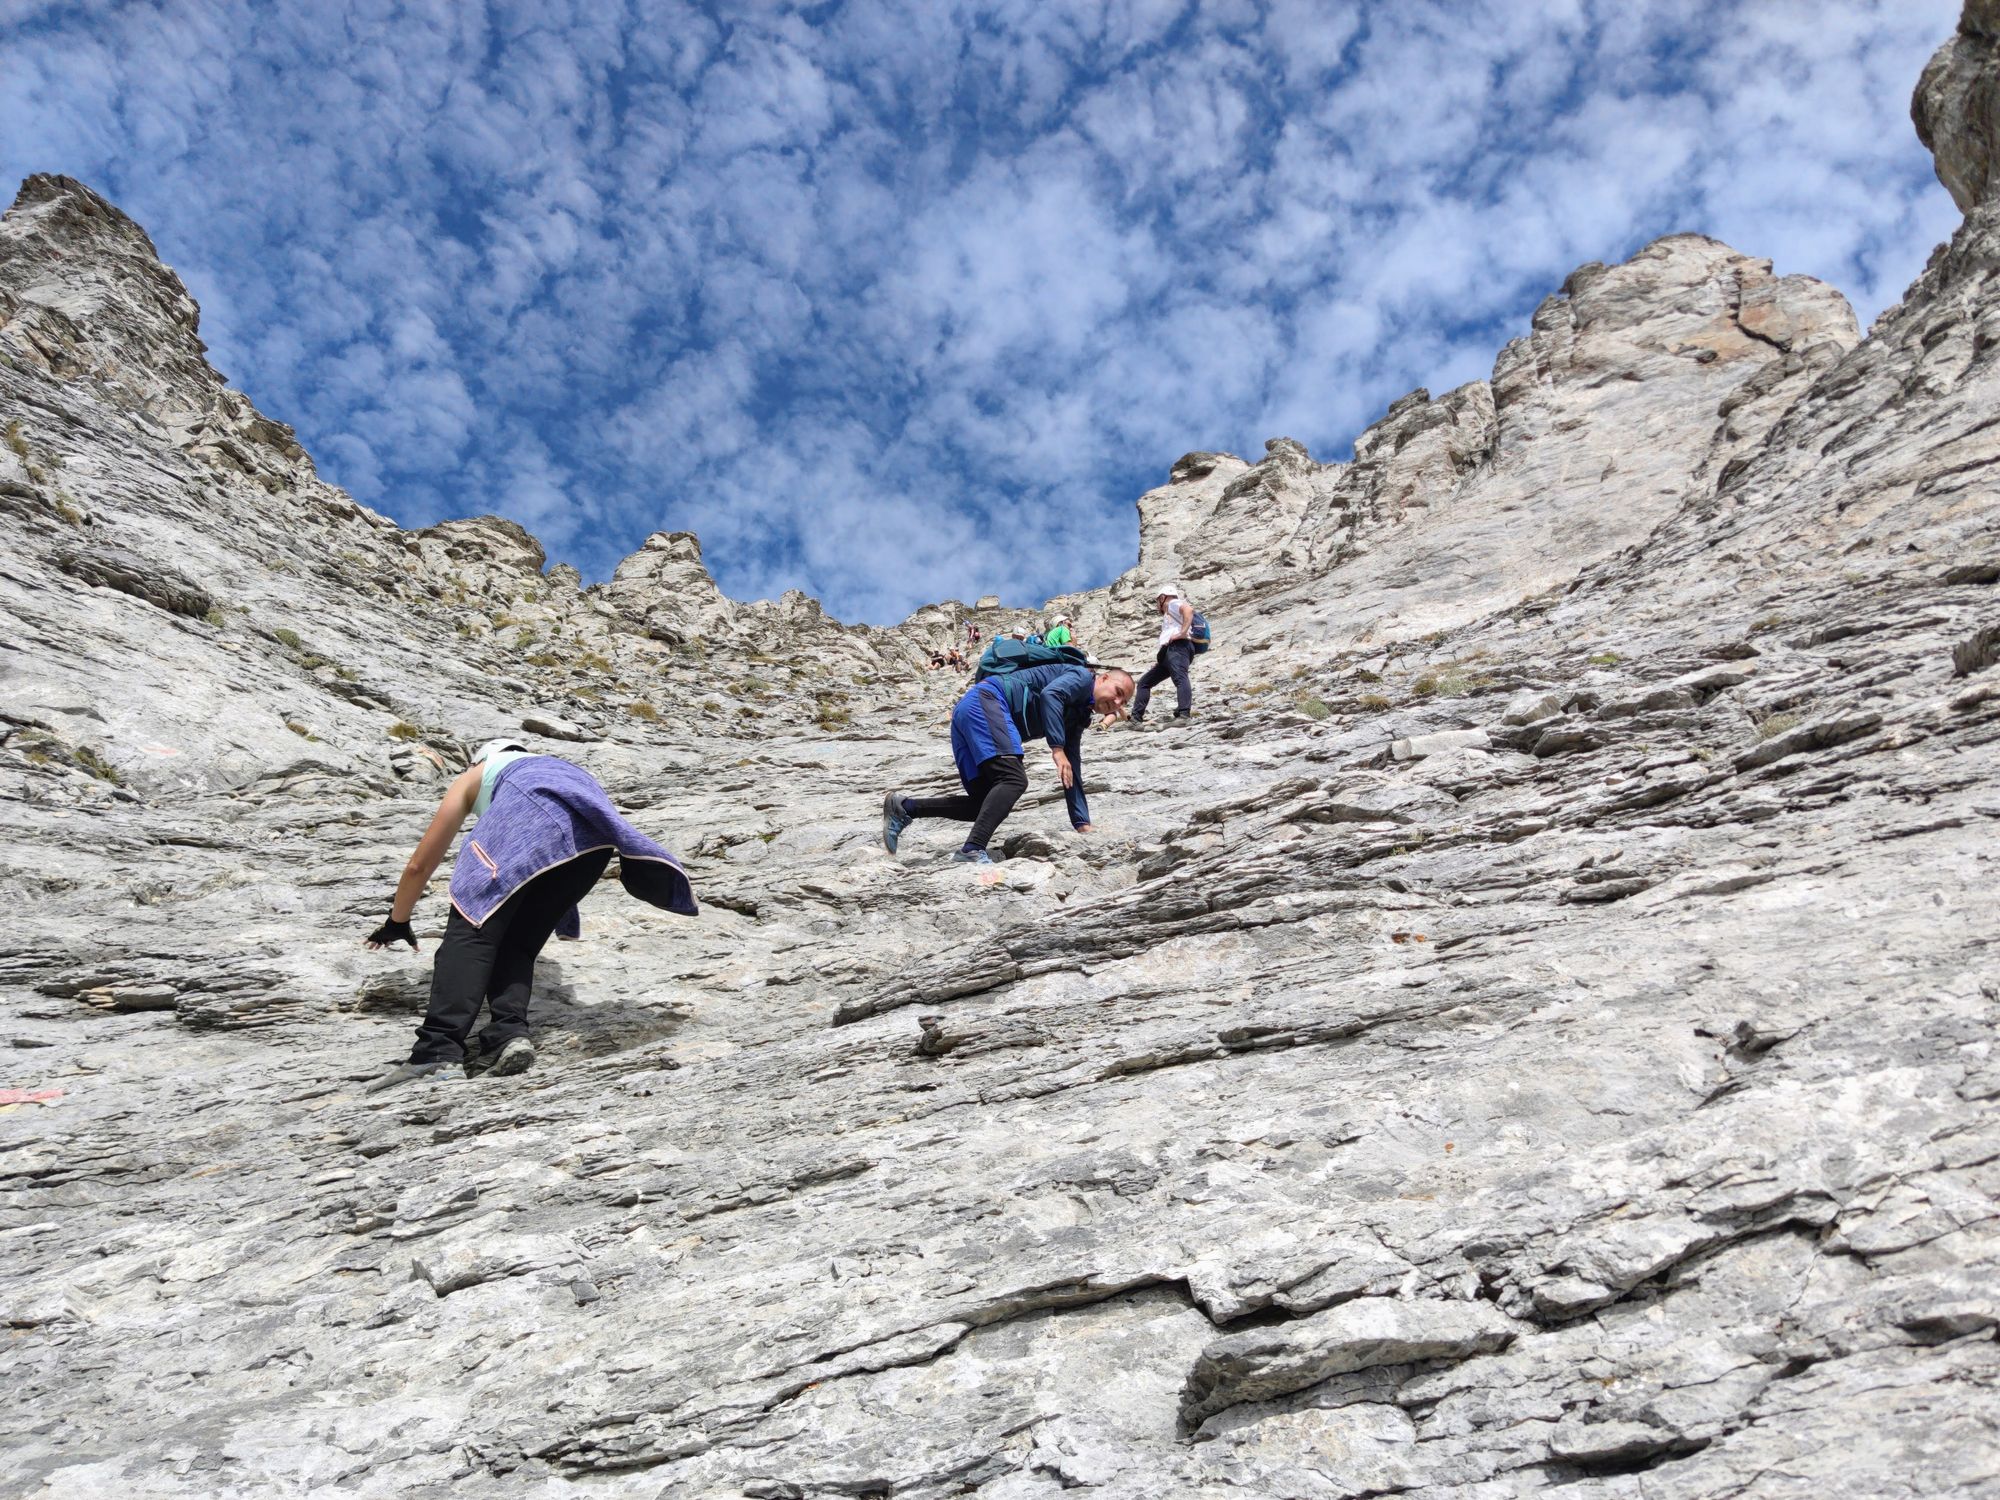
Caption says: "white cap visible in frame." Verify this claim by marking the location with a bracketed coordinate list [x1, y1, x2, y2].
[1153, 584, 1181, 599]
[473, 737, 527, 766]
[1054, 614, 1072, 625]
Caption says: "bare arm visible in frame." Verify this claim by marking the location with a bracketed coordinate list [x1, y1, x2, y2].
[387, 766, 482, 923]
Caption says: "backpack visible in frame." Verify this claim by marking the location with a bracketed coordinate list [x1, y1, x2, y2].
[1025, 633, 1043, 646]
[975, 638, 1091, 682]
[1188, 609, 1212, 655]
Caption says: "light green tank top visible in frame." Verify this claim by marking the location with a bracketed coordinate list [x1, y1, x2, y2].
[472, 749, 535, 817]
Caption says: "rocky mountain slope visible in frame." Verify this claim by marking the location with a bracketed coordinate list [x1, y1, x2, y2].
[3, 9, 1998, 1498]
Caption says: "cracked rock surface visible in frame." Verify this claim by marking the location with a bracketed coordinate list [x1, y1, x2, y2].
[5, 14, 2000, 1497]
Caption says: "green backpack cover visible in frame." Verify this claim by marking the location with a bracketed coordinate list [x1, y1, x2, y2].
[974, 639, 1091, 680]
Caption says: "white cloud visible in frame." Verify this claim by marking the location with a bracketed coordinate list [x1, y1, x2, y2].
[0, 0, 1967, 620]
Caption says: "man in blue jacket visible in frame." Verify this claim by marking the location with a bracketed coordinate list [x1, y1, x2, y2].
[882, 662, 1134, 863]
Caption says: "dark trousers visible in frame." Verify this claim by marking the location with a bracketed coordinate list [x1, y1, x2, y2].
[1133, 640, 1194, 719]
[906, 755, 1027, 851]
[410, 849, 611, 1063]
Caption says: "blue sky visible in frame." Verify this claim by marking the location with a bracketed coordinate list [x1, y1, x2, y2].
[1, 0, 1963, 622]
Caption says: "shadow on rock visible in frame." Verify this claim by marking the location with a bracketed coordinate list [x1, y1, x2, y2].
[347, 956, 690, 1057]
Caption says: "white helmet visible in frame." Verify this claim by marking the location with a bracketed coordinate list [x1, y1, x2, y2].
[472, 737, 527, 766]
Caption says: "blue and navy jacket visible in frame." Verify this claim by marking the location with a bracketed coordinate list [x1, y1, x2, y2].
[1002, 663, 1098, 828]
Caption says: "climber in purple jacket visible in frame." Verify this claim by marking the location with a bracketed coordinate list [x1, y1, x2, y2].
[361, 741, 696, 1091]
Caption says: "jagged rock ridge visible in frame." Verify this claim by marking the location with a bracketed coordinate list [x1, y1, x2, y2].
[2, 11, 1998, 1498]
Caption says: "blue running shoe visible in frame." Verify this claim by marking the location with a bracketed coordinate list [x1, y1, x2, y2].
[882, 790, 913, 853]
[950, 847, 995, 864]
[363, 1060, 456, 1093]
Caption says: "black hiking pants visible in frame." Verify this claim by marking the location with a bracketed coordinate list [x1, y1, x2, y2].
[1133, 640, 1194, 720]
[410, 848, 612, 1064]
[906, 755, 1028, 851]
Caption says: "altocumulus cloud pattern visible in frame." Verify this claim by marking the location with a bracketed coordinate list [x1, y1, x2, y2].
[0, 0, 1962, 622]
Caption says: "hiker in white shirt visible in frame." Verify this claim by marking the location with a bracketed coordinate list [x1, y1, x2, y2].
[1131, 586, 1195, 725]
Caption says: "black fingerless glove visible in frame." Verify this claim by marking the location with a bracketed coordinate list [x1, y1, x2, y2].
[367, 916, 417, 950]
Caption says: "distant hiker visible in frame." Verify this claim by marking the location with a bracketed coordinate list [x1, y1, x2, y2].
[361, 741, 696, 1091]
[881, 652, 1134, 863]
[1045, 615, 1074, 648]
[930, 650, 947, 670]
[1131, 587, 1197, 725]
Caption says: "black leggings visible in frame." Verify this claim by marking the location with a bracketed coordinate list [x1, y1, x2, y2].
[906, 755, 1027, 851]
[1134, 640, 1194, 719]
[409, 848, 612, 1063]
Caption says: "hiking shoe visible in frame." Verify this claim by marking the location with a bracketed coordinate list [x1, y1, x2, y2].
[488, 1036, 536, 1077]
[363, 1060, 456, 1094]
[882, 790, 913, 854]
[950, 847, 995, 865]
[1166, 715, 1194, 729]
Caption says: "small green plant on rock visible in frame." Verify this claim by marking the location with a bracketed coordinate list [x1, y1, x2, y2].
[1293, 693, 1332, 721]
[74, 746, 123, 785]
[387, 722, 422, 741]
[628, 701, 661, 721]
[3, 420, 28, 459]
[1358, 693, 1392, 712]
[203, 608, 226, 627]
[1587, 651, 1622, 667]
[1755, 711, 1804, 741]
[272, 627, 303, 651]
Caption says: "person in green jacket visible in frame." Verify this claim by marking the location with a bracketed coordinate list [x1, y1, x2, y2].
[1045, 615, 1074, 648]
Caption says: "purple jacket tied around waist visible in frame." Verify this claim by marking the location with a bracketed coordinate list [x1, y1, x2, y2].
[447, 756, 697, 937]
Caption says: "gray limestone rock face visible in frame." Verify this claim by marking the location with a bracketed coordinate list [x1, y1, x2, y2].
[4, 10, 2000, 1497]
[1389, 727, 1493, 761]
[1180, 1297, 1521, 1428]
[1501, 689, 1563, 725]
[1916, 0, 2000, 212]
